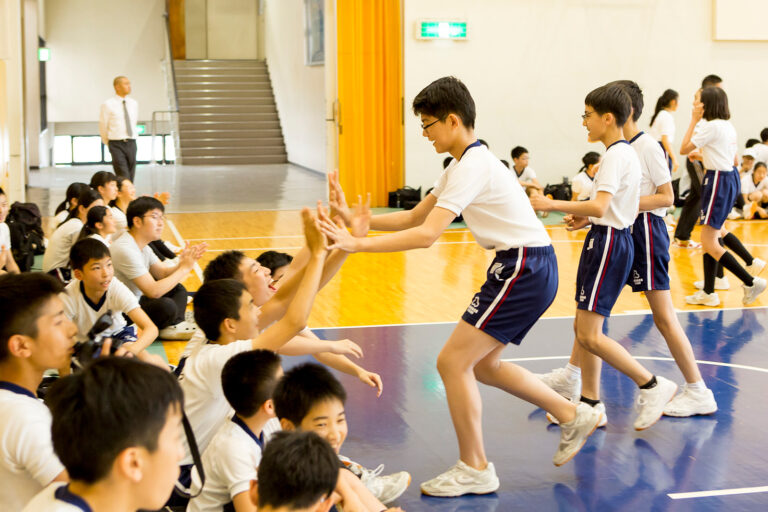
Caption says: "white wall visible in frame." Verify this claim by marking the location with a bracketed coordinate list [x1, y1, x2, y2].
[264, 0, 325, 173]
[45, 0, 168, 125]
[403, 0, 768, 190]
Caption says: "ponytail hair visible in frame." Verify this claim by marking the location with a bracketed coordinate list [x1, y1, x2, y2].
[579, 152, 601, 173]
[650, 89, 679, 127]
[77, 205, 110, 242]
[59, 188, 102, 227]
[55, 182, 89, 215]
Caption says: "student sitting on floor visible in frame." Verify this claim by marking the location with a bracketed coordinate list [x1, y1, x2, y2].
[89, 171, 119, 234]
[75, 205, 117, 246]
[22, 358, 185, 512]
[53, 183, 90, 227]
[742, 162, 768, 219]
[187, 350, 283, 512]
[571, 152, 601, 201]
[0, 187, 20, 275]
[257, 250, 294, 287]
[510, 146, 544, 196]
[273, 363, 411, 508]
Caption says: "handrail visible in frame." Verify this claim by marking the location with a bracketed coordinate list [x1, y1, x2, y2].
[161, 10, 181, 163]
[162, 11, 179, 112]
[150, 110, 178, 165]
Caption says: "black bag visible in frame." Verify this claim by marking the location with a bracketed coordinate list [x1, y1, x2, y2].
[7, 202, 45, 271]
[388, 186, 422, 210]
[543, 182, 572, 202]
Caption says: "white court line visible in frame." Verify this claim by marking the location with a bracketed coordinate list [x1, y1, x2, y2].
[166, 219, 203, 283]
[499, 355, 768, 375]
[202, 239, 586, 253]
[668, 486, 768, 500]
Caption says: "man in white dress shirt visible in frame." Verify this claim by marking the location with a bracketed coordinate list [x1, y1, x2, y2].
[99, 76, 138, 181]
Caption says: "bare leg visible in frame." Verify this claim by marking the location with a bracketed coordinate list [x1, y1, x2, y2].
[645, 290, 702, 384]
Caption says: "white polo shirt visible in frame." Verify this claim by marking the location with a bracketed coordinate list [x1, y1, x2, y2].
[431, 143, 551, 250]
[99, 95, 138, 143]
[571, 172, 594, 201]
[110, 232, 160, 298]
[649, 109, 675, 145]
[187, 417, 281, 512]
[0, 222, 11, 251]
[0, 383, 65, 511]
[741, 174, 768, 196]
[22, 483, 90, 512]
[60, 279, 139, 343]
[589, 141, 641, 229]
[752, 143, 768, 165]
[513, 166, 537, 183]
[629, 132, 672, 218]
[691, 119, 737, 171]
[42, 219, 83, 273]
[111, 207, 128, 240]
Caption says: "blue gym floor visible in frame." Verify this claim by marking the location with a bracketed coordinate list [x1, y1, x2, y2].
[290, 307, 768, 511]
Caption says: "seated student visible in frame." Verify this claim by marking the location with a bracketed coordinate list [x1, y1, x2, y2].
[0, 273, 70, 511]
[61, 239, 158, 359]
[187, 350, 283, 512]
[510, 146, 544, 196]
[23, 357, 185, 512]
[571, 152, 601, 201]
[109, 177, 134, 240]
[53, 183, 90, 227]
[273, 363, 410, 508]
[740, 149, 756, 177]
[89, 171, 119, 219]
[742, 162, 768, 219]
[43, 188, 104, 280]
[257, 250, 294, 286]
[110, 196, 205, 340]
[754, 128, 768, 165]
[75, 205, 117, 246]
[0, 187, 21, 274]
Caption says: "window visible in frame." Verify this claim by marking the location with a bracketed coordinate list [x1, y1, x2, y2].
[72, 136, 103, 163]
[52, 135, 175, 165]
[53, 136, 72, 164]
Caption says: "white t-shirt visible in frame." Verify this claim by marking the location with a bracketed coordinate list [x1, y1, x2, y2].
[589, 141, 641, 229]
[53, 210, 69, 226]
[431, 144, 551, 250]
[61, 279, 139, 343]
[752, 144, 768, 165]
[691, 119, 737, 171]
[649, 109, 675, 146]
[630, 132, 672, 218]
[0, 222, 11, 251]
[111, 207, 128, 240]
[42, 219, 83, 272]
[179, 339, 254, 465]
[741, 174, 768, 196]
[22, 483, 88, 512]
[187, 418, 281, 512]
[110, 232, 160, 298]
[571, 172, 594, 201]
[0, 384, 65, 511]
[513, 166, 537, 183]
[88, 234, 109, 247]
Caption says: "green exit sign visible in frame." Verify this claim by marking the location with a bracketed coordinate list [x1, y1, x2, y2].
[38, 47, 50, 61]
[136, 124, 146, 135]
[416, 20, 468, 40]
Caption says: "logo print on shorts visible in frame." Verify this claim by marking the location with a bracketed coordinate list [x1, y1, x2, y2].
[490, 262, 505, 280]
[633, 270, 642, 286]
[579, 286, 586, 302]
[587, 238, 594, 251]
[467, 295, 480, 315]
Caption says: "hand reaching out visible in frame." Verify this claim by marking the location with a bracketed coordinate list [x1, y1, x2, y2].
[302, 207, 328, 256]
[329, 338, 364, 359]
[349, 193, 371, 238]
[564, 214, 590, 231]
[356, 369, 383, 397]
[328, 171, 353, 225]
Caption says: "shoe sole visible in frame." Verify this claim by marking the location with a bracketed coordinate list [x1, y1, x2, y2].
[634, 384, 678, 431]
[553, 413, 603, 467]
[546, 412, 607, 428]
[419, 480, 500, 498]
[663, 407, 718, 417]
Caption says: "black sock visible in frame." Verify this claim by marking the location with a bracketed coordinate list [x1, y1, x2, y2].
[703, 254, 717, 294]
[716, 239, 725, 278]
[639, 376, 657, 389]
[719, 252, 754, 286]
[580, 395, 600, 407]
[723, 232, 754, 266]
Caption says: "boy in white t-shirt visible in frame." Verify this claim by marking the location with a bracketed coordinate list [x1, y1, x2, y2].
[753, 128, 768, 165]
[0, 187, 20, 274]
[510, 146, 543, 195]
[532, 83, 677, 431]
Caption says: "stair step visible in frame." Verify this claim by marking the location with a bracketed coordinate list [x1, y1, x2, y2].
[179, 113, 279, 123]
[182, 146, 287, 157]
[178, 97, 275, 106]
[179, 105, 277, 114]
[175, 59, 265, 67]
[179, 120, 282, 130]
[177, 89, 274, 99]
[180, 137, 285, 147]
[182, 155, 288, 165]
[177, 82, 273, 91]
[176, 75, 271, 84]
[175, 69, 269, 78]
[179, 128, 284, 138]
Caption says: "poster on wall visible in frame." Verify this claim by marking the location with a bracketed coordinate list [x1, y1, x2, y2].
[305, 0, 324, 65]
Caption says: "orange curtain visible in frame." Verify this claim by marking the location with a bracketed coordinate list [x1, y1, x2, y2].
[337, 0, 403, 207]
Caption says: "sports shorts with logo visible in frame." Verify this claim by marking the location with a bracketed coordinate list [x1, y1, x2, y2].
[627, 212, 670, 292]
[700, 168, 740, 230]
[576, 225, 633, 317]
[462, 245, 558, 345]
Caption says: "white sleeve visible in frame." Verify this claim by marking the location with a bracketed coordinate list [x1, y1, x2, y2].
[60, 291, 76, 321]
[144, 246, 161, 268]
[657, 113, 674, 138]
[11, 408, 65, 486]
[111, 279, 140, 313]
[593, 157, 621, 196]
[197, 340, 253, 385]
[571, 175, 582, 195]
[741, 176, 755, 194]
[691, 122, 715, 149]
[220, 442, 260, 499]
[430, 169, 449, 198]
[525, 167, 537, 180]
[434, 164, 489, 215]
[112, 244, 151, 281]
[759, 178, 768, 191]
[644, 143, 672, 187]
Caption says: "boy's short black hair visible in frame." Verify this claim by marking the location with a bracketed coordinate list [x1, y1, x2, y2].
[126, 196, 164, 228]
[257, 431, 339, 509]
[256, 251, 293, 276]
[0, 273, 63, 362]
[511, 146, 528, 160]
[442, 156, 454, 169]
[701, 74, 722, 88]
[585, 83, 632, 128]
[222, 350, 282, 417]
[412, 76, 476, 129]
[746, 138, 760, 148]
[89, 170, 118, 190]
[700, 86, 730, 121]
[610, 80, 644, 122]
[760, 128, 768, 143]
[273, 363, 347, 426]
[70, 238, 111, 271]
[0, 186, 5, 197]
[203, 250, 246, 282]
[193, 279, 247, 341]
[47, 357, 183, 484]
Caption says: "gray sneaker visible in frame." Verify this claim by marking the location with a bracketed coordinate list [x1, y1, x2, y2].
[553, 403, 602, 466]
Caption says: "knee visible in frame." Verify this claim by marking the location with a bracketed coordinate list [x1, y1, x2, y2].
[473, 358, 497, 384]
[575, 329, 600, 352]
[436, 348, 467, 378]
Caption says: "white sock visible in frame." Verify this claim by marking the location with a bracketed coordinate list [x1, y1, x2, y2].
[565, 363, 581, 380]
[686, 380, 706, 391]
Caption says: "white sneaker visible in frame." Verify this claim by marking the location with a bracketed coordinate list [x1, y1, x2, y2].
[694, 277, 730, 290]
[553, 402, 602, 466]
[746, 258, 766, 277]
[633, 376, 677, 430]
[359, 465, 411, 504]
[159, 321, 196, 341]
[663, 386, 717, 417]
[535, 367, 581, 401]
[685, 290, 720, 306]
[727, 208, 743, 220]
[743, 276, 767, 305]
[547, 402, 607, 428]
[420, 460, 499, 497]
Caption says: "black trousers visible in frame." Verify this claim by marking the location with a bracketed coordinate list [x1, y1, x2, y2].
[108, 139, 137, 181]
[139, 283, 187, 330]
[674, 158, 703, 241]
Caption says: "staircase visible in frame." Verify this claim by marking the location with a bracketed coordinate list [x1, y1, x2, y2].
[174, 60, 288, 165]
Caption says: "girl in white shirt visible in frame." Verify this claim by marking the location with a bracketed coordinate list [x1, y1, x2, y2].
[76, 206, 117, 246]
[109, 177, 134, 240]
[570, 152, 600, 201]
[53, 183, 89, 226]
[649, 89, 679, 174]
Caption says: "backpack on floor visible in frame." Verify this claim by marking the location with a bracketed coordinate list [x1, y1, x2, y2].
[388, 186, 422, 210]
[7, 202, 45, 271]
[543, 181, 572, 201]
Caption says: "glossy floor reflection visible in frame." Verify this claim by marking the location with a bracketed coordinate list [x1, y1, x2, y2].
[281, 308, 768, 511]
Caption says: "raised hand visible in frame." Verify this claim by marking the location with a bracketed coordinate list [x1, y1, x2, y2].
[302, 207, 328, 255]
[328, 171, 353, 225]
[317, 215, 359, 253]
[349, 193, 371, 238]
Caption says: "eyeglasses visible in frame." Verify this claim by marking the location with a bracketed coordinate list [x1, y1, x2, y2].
[143, 213, 166, 222]
[420, 118, 443, 130]
[581, 111, 597, 120]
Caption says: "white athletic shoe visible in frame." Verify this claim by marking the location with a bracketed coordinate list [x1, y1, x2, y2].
[694, 277, 730, 290]
[685, 290, 720, 307]
[727, 208, 743, 220]
[743, 276, 767, 305]
[663, 385, 718, 417]
[553, 403, 602, 466]
[159, 321, 196, 341]
[746, 258, 767, 277]
[546, 402, 607, 428]
[633, 376, 677, 431]
[420, 460, 499, 497]
[361, 466, 411, 504]
[535, 367, 581, 401]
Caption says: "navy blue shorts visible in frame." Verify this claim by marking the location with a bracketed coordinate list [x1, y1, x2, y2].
[462, 245, 558, 345]
[700, 169, 740, 229]
[627, 213, 670, 292]
[576, 226, 633, 317]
